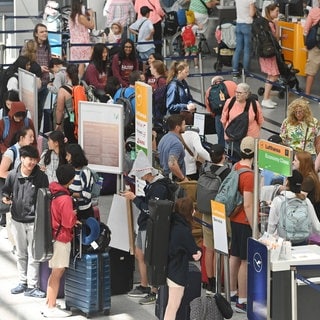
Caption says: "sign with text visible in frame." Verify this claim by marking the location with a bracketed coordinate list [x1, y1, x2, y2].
[211, 200, 229, 255]
[258, 139, 293, 177]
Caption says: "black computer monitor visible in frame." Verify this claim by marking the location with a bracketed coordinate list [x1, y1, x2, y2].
[278, 0, 304, 17]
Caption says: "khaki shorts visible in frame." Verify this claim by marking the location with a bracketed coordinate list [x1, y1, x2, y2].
[202, 213, 214, 250]
[305, 46, 320, 76]
[49, 241, 71, 269]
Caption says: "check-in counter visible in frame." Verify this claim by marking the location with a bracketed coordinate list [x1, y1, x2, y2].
[278, 21, 307, 76]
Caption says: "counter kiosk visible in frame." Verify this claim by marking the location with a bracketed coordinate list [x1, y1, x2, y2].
[278, 20, 307, 76]
[248, 238, 320, 320]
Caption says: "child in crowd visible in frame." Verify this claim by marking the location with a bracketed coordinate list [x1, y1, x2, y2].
[181, 11, 199, 68]
[42, 164, 78, 318]
[47, 58, 67, 95]
[105, 22, 123, 58]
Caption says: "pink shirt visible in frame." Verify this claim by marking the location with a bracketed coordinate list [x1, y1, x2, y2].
[220, 97, 264, 140]
[304, 7, 320, 35]
[134, 0, 165, 24]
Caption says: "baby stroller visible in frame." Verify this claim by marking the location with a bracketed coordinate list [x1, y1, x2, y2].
[214, 22, 237, 71]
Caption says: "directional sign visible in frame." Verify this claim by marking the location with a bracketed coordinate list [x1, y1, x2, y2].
[258, 139, 293, 177]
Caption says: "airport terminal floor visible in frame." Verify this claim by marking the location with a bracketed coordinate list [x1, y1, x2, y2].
[1, 50, 320, 319]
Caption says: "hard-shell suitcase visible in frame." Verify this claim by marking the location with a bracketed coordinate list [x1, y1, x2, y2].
[155, 262, 202, 320]
[109, 247, 134, 295]
[144, 199, 174, 287]
[32, 188, 53, 262]
[39, 261, 65, 298]
[65, 252, 111, 317]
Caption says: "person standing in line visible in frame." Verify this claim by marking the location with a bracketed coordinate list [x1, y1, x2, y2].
[41, 164, 77, 318]
[69, 0, 95, 79]
[232, 0, 256, 78]
[260, 4, 281, 109]
[164, 197, 202, 320]
[229, 136, 255, 313]
[134, 0, 165, 55]
[121, 150, 172, 305]
[158, 114, 189, 183]
[32, 23, 52, 130]
[2, 145, 49, 298]
[303, 0, 320, 95]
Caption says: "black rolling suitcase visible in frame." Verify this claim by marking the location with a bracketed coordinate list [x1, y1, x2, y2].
[32, 188, 67, 262]
[65, 252, 111, 317]
[32, 188, 53, 261]
[109, 247, 135, 295]
[144, 199, 174, 286]
[155, 262, 202, 320]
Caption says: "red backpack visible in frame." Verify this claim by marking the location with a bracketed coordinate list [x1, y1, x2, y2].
[181, 25, 196, 47]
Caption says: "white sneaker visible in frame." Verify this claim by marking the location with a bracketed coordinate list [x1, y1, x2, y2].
[270, 100, 278, 106]
[42, 307, 72, 318]
[261, 99, 275, 109]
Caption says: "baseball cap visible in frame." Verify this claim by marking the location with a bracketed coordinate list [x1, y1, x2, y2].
[240, 136, 255, 156]
[140, 6, 153, 16]
[268, 134, 282, 144]
[287, 170, 303, 193]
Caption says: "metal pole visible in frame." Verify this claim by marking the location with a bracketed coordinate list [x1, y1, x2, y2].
[1, 14, 5, 44]
[0, 44, 5, 68]
[252, 138, 260, 239]
[224, 253, 231, 303]
[291, 267, 298, 320]
[215, 251, 221, 293]
[199, 52, 205, 104]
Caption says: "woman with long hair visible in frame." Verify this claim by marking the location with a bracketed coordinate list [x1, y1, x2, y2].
[111, 39, 139, 87]
[280, 98, 320, 159]
[260, 4, 280, 109]
[84, 43, 109, 94]
[39, 131, 67, 183]
[5, 56, 31, 92]
[65, 143, 94, 220]
[164, 197, 201, 320]
[69, 0, 95, 78]
[293, 151, 320, 219]
[55, 64, 79, 143]
[166, 61, 196, 114]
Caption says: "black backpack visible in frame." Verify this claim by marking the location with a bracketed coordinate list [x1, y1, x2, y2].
[208, 81, 230, 115]
[0, 68, 15, 109]
[306, 21, 320, 50]
[252, 16, 277, 58]
[225, 96, 258, 142]
[115, 88, 135, 139]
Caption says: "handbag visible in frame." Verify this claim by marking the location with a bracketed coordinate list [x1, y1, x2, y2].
[190, 295, 224, 320]
[199, 0, 215, 16]
[306, 21, 320, 50]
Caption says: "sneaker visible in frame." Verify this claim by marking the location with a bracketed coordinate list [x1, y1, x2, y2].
[205, 279, 216, 295]
[261, 99, 275, 109]
[235, 302, 247, 313]
[270, 100, 278, 106]
[11, 283, 27, 294]
[230, 294, 238, 304]
[128, 285, 150, 298]
[139, 292, 157, 305]
[42, 306, 72, 318]
[24, 287, 46, 298]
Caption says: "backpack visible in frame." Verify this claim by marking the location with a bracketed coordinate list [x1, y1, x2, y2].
[215, 166, 253, 217]
[225, 96, 258, 142]
[79, 166, 102, 200]
[278, 196, 311, 244]
[163, 11, 179, 37]
[61, 84, 88, 140]
[157, 177, 186, 202]
[196, 163, 230, 215]
[115, 88, 135, 139]
[181, 25, 196, 47]
[177, 9, 187, 27]
[152, 77, 167, 122]
[162, 0, 177, 8]
[2, 116, 29, 141]
[32, 188, 68, 262]
[208, 81, 230, 115]
[252, 16, 277, 58]
[306, 21, 320, 50]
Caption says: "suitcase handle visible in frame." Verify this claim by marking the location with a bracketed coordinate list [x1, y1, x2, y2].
[71, 225, 82, 268]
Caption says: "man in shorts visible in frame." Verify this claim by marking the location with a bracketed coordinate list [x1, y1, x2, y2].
[42, 164, 78, 318]
[121, 150, 171, 305]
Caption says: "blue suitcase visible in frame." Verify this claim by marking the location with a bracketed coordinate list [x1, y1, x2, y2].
[65, 252, 111, 317]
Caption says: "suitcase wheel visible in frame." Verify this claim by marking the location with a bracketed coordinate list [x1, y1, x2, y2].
[103, 309, 110, 315]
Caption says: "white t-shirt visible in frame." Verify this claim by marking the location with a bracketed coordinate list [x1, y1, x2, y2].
[236, 0, 256, 24]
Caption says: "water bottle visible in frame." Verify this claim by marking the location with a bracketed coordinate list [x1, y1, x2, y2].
[97, 176, 104, 190]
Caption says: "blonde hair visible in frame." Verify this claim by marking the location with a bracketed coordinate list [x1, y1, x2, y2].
[21, 40, 37, 62]
[167, 61, 189, 84]
[287, 98, 314, 126]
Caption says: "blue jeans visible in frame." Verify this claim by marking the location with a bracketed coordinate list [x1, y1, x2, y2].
[232, 23, 252, 72]
[215, 114, 225, 147]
